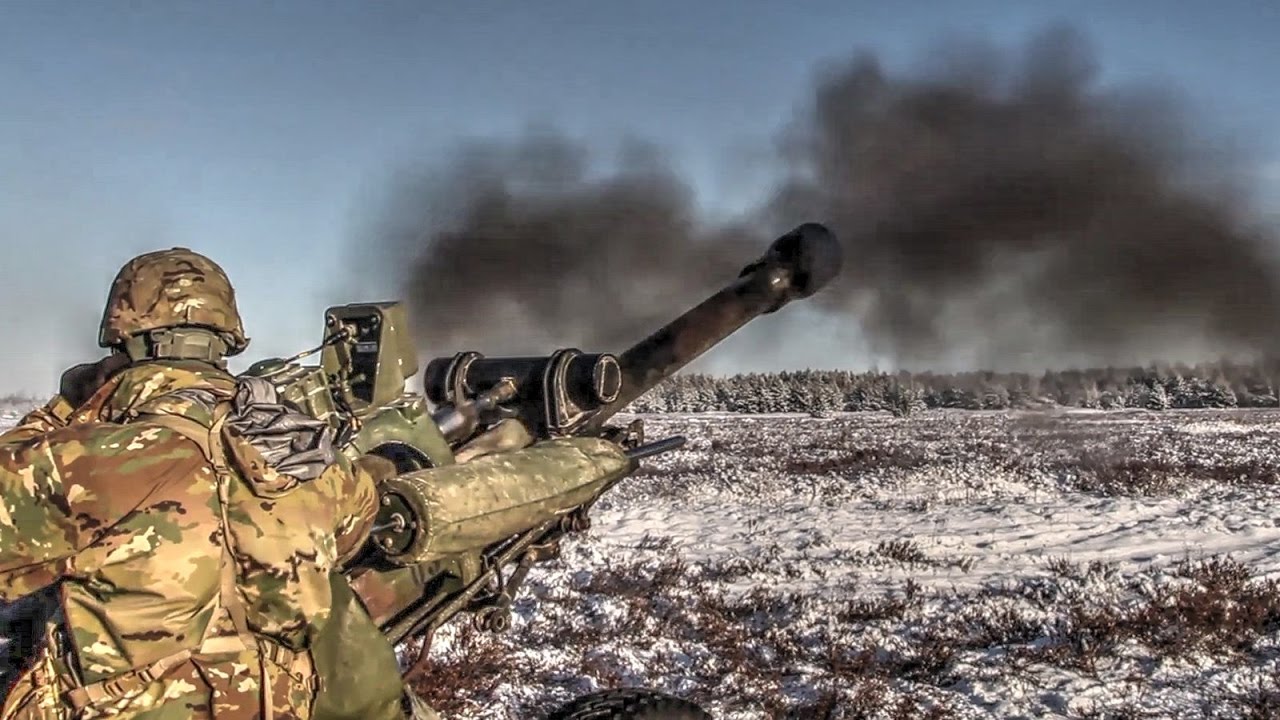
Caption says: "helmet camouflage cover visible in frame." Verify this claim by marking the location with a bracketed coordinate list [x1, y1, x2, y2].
[98, 247, 250, 356]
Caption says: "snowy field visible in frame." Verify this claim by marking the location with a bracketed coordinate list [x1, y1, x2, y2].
[5, 403, 1280, 719]
[0, 403, 29, 426]
[407, 410, 1280, 720]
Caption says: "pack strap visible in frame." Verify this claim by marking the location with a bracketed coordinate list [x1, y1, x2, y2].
[142, 412, 218, 461]
[62, 648, 194, 713]
[58, 640, 319, 713]
[144, 409, 264, 652]
[202, 407, 262, 650]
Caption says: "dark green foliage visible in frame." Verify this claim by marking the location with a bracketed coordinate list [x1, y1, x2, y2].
[625, 358, 1280, 414]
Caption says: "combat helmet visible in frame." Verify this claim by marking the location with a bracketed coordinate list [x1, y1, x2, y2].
[98, 247, 250, 363]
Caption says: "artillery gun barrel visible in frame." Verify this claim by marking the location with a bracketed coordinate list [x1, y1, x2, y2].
[580, 222, 842, 433]
[349, 221, 841, 652]
[417, 223, 840, 441]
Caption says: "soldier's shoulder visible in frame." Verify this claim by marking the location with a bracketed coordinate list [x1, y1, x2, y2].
[110, 362, 238, 425]
[125, 362, 237, 394]
[27, 421, 212, 497]
[35, 420, 208, 463]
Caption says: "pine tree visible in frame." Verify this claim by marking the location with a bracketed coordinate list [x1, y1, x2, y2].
[1164, 375, 1191, 408]
[714, 377, 738, 412]
[741, 374, 768, 414]
[1145, 382, 1170, 411]
[692, 376, 718, 412]
[1205, 377, 1238, 408]
[808, 378, 843, 416]
[886, 381, 926, 417]
[786, 375, 812, 412]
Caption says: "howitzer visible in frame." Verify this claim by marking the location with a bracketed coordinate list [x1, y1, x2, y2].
[242, 221, 842, 659]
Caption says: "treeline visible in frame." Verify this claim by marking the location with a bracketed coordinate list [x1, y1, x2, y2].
[625, 360, 1280, 415]
[0, 393, 39, 408]
[6, 364, 1278, 418]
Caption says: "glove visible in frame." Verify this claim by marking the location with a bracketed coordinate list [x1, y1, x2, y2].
[352, 453, 400, 484]
[58, 353, 130, 408]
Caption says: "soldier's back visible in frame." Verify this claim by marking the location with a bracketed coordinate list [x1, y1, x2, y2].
[0, 419, 226, 718]
[1, 368, 375, 719]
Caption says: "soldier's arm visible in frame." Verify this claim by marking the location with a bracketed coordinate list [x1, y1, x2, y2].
[0, 423, 205, 599]
[325, 454, 392, 565]
[0, 355, 131, 443]
[0, 431, 74, 597]
[0, 396, 75, 442]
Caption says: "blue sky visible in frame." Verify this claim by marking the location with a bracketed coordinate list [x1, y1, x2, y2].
[2, 0, 1279, 393]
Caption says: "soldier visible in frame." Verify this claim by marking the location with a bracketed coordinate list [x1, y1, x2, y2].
[0, 249, 417, 719]
[0, 247, 640, 719]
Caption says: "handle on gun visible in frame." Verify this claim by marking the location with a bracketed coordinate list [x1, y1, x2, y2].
[431, 378, 518, 444]
[625, 435, 686, 462]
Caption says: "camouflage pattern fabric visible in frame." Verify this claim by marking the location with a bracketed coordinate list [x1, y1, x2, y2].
[0, 357, 640, 720]
[0, 399, 75, 443]
[0, 397, 80, 710]
[98, 249, 249, 355]
[0, 364, 382, 719]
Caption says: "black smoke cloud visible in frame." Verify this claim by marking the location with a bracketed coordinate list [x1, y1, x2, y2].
[373, 133, 761, 355]
[770, 25, 1280, 368]
[370, 25, 1280, 371]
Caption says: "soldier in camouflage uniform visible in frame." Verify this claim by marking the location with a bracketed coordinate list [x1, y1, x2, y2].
[0, 249, 412, 719]
[0, 248, 639, 719]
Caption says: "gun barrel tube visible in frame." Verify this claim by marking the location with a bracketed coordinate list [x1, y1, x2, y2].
[581, 222, 841, 432]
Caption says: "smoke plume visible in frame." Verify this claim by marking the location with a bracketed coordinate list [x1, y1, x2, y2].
[373, 25, 1280, 371]
[378, 133, 761, 354]
[771, 25, 1280, 368]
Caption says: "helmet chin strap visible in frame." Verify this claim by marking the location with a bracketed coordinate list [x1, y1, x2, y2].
[121, 328, 230, 368]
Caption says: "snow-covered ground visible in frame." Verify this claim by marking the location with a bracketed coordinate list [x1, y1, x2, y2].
[0, 404, 25, 428]
[409, 410, 1280, 720]
[5, 405, 1280, 719]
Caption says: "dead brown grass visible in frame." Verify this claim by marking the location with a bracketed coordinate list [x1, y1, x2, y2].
[1025, 557, 1280, 675]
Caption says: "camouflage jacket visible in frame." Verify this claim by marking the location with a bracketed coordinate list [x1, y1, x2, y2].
[0, 361, 382, 719]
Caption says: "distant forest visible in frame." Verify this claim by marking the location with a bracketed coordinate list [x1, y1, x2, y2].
[626, 360, 1280, 415]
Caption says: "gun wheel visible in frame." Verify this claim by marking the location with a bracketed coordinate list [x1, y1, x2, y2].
[545, 688, 712, 720]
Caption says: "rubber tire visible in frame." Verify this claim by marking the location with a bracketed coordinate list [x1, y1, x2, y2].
[545, 688, 712, 720]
